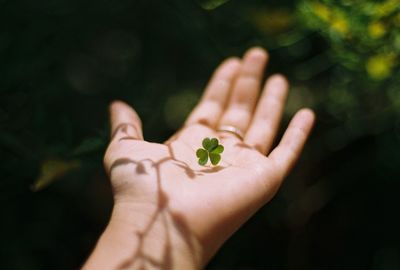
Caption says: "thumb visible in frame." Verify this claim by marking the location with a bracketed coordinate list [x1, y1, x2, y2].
[109, 101, 144, 142]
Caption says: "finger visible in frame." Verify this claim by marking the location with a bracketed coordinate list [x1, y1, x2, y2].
[185, 58, 241, 128]
[244, 74, 289, 154]
[109, 101, 144, 142]
[218, 47, 268, 136]
[269, 108, 315, 178]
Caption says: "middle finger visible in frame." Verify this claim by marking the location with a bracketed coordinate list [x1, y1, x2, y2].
[217, 47, 268, 137]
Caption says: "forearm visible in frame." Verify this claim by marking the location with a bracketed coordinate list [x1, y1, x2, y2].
[83, 203, 204, 270]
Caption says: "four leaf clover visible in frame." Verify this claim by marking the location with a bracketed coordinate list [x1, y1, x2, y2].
[196, 137, 224, 166]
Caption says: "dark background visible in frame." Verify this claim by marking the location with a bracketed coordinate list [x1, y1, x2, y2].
[1, 0, 400, 269]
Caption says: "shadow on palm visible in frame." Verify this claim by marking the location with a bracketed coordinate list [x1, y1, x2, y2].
[107, 122, 275, 268]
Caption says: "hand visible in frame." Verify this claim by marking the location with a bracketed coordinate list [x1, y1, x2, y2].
[84, 47, 315, 269]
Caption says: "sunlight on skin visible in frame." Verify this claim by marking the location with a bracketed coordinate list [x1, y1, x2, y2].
[83, 47, 315, 270]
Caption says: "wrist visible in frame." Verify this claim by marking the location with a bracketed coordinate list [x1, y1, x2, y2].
[84, 202, 204, 269]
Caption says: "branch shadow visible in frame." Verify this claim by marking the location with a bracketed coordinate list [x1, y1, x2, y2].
[110, 142, 220, 269]
[111, 123, 142, 141]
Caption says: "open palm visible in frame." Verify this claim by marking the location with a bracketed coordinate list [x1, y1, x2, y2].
[103, 48, 315, 266]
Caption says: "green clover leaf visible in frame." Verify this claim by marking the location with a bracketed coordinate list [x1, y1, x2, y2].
[202, 138, 211, 150]
[209, 153, 221, 165]
[196, 137, 224, 166]
[211, 144, 224, 154]
[196, 148, 208, 165]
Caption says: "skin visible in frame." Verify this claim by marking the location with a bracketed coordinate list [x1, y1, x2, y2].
[83, 47, 315, 270]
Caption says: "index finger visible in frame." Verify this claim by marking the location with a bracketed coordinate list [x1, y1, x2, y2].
[185, 58, 241, 128]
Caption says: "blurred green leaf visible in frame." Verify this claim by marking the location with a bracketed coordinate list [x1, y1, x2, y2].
[32, 159, 81, 191]
[197, 0, 230, 10]
[71, 137, 105, 156]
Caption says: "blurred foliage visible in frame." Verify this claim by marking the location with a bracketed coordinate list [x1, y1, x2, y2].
[1, 0, 399, 269]
[300, 0, 400, 77]
[197, 0, 231, 10]
[299, 0, 400, 130]
[32, 159, 81, 191]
